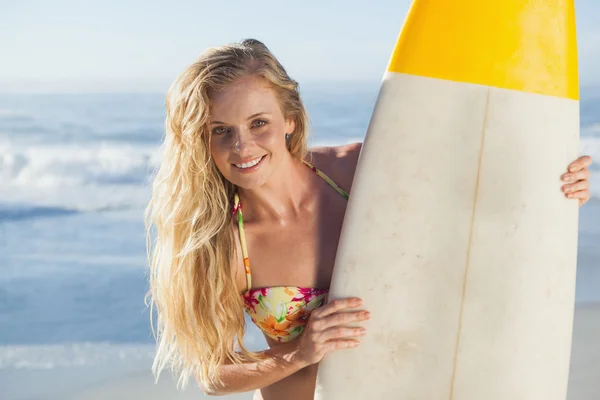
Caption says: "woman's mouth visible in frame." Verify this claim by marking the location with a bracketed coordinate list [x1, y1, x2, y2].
[232, 155, 266, 173]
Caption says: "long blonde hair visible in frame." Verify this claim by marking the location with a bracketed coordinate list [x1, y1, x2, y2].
[144, 39, 310, 391]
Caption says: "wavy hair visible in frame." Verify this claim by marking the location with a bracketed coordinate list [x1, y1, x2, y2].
[144, 39, 310, 391]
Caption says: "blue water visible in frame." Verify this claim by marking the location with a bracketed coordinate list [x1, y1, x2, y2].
[0, 84, 599, 371]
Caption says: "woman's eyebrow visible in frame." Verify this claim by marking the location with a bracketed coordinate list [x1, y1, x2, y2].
[210, 112, 271, 125]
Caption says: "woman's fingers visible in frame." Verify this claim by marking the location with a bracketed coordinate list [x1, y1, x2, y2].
[311, 309, 371, 332]
[318, 326, 367, 342]
[562, 168, 590, 183]
[562, 157, 592, 207]
[562, 179, 589, 194]
[312, 297, 363, 318]
[568, 155, 593, 172]
[566, 188, 590, 204]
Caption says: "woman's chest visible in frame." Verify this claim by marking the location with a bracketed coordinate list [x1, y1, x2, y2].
[245, 204, 346, 289]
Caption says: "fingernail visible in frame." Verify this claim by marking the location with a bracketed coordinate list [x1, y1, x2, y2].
[563, 174, 572, 182]
[364, 311, 371, 319]
[570, 165, 578, 172]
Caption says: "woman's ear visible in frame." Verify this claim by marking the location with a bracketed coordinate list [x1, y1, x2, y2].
[285, 118, 296, 136]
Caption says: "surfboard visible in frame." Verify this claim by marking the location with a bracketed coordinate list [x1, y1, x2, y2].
[316, 1, 580, 399]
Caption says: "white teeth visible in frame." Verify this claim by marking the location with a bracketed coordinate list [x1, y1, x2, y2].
[235, 156, 263, 169]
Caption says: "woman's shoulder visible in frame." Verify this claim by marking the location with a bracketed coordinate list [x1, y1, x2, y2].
[307, 142, 362, 194]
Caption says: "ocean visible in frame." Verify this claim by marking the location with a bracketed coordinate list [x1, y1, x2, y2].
[0, 84, 599, 399]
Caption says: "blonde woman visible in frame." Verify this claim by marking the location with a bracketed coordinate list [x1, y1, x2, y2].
[145, 39, 593, 400]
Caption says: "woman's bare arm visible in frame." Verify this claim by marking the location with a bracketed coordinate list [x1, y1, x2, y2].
[198, 342, 308, 395]
[199, 297, 369, 396]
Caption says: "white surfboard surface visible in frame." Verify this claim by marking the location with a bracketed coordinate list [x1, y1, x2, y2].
[316, 1, 580, 399]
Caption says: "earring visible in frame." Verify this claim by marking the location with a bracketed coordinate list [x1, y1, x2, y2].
[285, 133, 291, 142]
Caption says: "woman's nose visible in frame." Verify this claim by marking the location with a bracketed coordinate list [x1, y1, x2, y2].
[231, 130, 252, 154]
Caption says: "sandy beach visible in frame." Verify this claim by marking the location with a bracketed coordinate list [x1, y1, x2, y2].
[10, 303, 590, 400]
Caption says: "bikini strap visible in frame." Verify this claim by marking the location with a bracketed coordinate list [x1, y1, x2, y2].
[301, 159, 350, 200]
[233, 193, 252, 292]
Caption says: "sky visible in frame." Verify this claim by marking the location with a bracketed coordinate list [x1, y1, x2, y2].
[1, 0, 599, 93]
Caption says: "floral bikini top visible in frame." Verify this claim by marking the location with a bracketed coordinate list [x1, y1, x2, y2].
[235, 160, 349, 342]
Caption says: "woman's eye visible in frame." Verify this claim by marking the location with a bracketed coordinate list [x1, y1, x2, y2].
[212, 126, 228, 135]
[253, 119, 267, 128]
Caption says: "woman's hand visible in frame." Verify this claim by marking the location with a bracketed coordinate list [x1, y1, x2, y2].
[561, 155, 593, 206]
[293, 297, 370, 366]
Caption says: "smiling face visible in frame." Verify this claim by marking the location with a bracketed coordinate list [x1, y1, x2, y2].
[208, 75, 296, 189]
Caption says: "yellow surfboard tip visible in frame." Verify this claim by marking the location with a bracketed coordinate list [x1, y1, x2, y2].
[388, 0, 579, 100]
